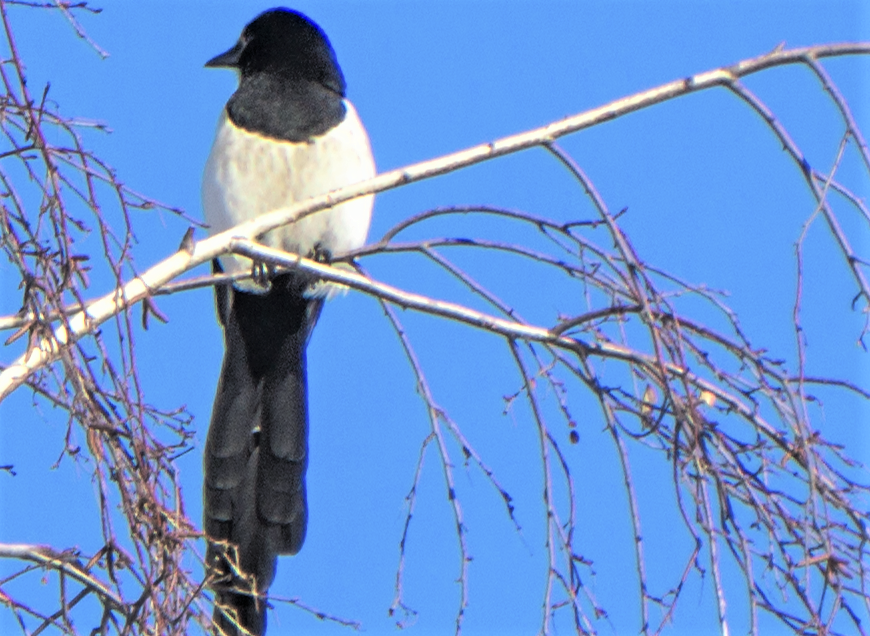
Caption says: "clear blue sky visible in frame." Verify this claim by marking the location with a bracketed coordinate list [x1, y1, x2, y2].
[2, 2, 869, 635]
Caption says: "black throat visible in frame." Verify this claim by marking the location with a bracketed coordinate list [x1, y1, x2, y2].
[226, 74, 346, 143]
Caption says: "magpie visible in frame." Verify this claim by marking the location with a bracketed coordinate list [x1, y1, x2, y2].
[201, 8, 375, 635]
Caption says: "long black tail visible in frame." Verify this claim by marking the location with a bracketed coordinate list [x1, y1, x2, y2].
[205, 267, 322, 635]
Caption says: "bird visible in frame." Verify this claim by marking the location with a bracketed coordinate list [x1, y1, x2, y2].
[201, 8, 375, 635]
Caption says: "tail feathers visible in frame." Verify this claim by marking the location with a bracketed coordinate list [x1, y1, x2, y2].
[206, 447, 277, 636]
[204, 294, 261, 546]
[205, 270, 320, 633]
[256, 336, 309, 554]
[208, 441, 275, 636]
[213, 588, 267, 636]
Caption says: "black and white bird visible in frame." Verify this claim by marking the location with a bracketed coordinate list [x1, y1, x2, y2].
[201, 8, 374, 635]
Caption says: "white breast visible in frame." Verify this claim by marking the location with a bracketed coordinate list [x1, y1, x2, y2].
[202, 100, 375, 291]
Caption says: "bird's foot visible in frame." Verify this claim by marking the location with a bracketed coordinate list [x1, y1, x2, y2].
[250, 261, 273, 291]
[304, 243, 356, 299]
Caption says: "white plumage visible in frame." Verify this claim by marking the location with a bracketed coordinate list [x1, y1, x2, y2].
[202, 99, 375, 292]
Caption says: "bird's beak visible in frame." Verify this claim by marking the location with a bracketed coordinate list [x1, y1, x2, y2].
[205, 40, 244, 68]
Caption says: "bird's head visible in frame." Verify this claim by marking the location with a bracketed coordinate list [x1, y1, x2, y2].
[205, 8, 346, 96]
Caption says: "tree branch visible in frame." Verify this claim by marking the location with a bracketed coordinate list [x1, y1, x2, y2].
[2, 42, 869, 402]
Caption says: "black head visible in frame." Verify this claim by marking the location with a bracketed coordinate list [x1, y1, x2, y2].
[206, 8, 346, 97]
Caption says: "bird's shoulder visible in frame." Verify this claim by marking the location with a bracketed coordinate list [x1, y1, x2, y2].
[209, 98, 371, 165]
[226, 73, 346, 143]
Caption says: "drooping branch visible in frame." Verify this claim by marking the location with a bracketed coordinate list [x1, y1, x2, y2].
[2, 42, 870, 402]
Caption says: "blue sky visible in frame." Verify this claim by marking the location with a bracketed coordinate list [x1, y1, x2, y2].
[1, 2, 869, 635]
